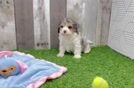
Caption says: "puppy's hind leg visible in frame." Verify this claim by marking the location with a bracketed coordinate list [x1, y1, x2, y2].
[83, 40, 92, 53]
[84, 44, 91, 53]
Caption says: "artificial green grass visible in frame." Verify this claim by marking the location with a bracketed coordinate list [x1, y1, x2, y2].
[18, 46, 134, 88]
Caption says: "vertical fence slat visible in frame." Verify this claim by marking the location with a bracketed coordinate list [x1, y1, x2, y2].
[50, 0, 66, 48]
[100, 0, 112, 45]
[14, 0, 34, 49]
[0, 0, 16, 50]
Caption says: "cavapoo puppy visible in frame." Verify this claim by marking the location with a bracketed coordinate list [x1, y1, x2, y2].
[57, 18, 92, 59]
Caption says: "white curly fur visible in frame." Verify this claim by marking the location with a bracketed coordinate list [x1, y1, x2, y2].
[57, 18, 92, 59]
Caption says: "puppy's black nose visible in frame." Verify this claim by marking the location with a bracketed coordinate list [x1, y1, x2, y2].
[64, 30, 66, 33]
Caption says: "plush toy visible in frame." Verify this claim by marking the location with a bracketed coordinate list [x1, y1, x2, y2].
[0, 59, 21, 78]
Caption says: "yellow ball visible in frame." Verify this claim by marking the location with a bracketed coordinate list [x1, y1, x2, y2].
[92, 76, 109, 88]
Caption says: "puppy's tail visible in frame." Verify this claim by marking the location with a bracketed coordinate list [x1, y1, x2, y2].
[87, 40, 93, 44]
[87, 40, 94, 48]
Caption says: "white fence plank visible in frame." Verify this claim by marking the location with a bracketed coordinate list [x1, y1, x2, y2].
[67, 0, 98, 46]
[0, 0, 16, 50]
[33, 0, 50, 49]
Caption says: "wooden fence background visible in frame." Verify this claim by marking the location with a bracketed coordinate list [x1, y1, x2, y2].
[0, 0, 112, 50]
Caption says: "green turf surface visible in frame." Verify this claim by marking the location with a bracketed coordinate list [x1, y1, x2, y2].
[19, 46, 134, 88]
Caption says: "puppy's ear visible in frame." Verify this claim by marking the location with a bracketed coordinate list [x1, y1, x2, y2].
[58, 23, 61, 33]
[73, 23, 78, 34]
[58, 27, 60, 33]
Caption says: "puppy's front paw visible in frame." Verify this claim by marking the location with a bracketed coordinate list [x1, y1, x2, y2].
[74, 55, 81, 59]
[57, 53, 64, 57]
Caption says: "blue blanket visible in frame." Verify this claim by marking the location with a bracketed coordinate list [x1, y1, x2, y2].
[0, 51, 67, 88]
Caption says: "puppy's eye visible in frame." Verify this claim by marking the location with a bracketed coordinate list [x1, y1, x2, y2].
[68, 26, 72, 29]
[6, 1, 9, 4]
[2, 70, 7, 73]
[10, 67, 14, 70]
[60, 25, 63, 28]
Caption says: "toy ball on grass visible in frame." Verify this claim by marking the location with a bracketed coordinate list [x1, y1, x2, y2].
[92, 76, 108, 88]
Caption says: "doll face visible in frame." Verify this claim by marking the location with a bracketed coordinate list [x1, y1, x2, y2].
[0, 66, 16, 77]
